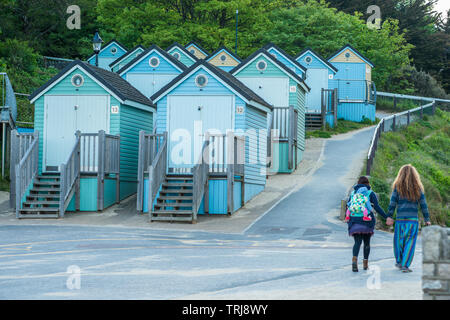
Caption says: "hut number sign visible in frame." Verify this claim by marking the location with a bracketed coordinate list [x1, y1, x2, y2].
[111, 105, 119, 114]
[289, 86, 296, 93]
[236, 106, 244, 114]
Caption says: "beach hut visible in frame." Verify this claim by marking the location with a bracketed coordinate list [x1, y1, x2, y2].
[166, 42, 198, 67]
[327, 44, 376, 122]
[263, 43, 307, 78]
[185, 41, 210, 59]
[16, 60, 155, 218]
[231, 48, 310, 174]
[117, 44, 187, 100]
[296, 47, 338, 128]
[137, 60, 272, 223]
[206, 46, 241, 71]
[86, 39, 128, 70]
[109, 45, 145, 72]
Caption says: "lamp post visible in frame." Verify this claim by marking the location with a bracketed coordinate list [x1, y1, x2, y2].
[235, 9, 238, 55]
[92, 30, 103, 67]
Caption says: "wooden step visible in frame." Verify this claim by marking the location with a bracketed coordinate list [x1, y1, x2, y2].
[23, 200, 60, 206]
[152, 210, 193, 215]
[162, 182, 193, 187]
[29, 188, 60, 193]
[26, 195, 60, 201]
[158, 196, 193, 201]
[19, 207, 59, 213]
[160, 189, 193, 194]
[34, 181, 60, 186]
[154, 203, 193, 208]
[151, 216, 194, 222]
[18, 213, 60, 219]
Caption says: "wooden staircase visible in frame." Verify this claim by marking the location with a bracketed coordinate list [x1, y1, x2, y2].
[151, 175, 196, 223]
[305, 112, 324, 130]
[19, 173, 61, 218]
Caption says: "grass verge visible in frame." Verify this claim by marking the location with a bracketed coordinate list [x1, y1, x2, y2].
[368, 109, 449, 228]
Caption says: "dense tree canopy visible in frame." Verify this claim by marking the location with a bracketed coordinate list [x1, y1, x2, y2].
[0, 0, 448, 95]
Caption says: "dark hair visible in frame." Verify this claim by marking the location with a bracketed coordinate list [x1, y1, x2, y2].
[358, 176, 370, 186]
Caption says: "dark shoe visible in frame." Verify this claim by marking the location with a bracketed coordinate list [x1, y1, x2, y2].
[401, 267, 412, 273]
[352, 256, 358, 272]
[395, 263, 402, 269]
[363, 259, 369, 270]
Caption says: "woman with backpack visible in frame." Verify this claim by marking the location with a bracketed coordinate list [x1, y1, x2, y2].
[387, 164, 431, 273]
[346, 176, 389, 272]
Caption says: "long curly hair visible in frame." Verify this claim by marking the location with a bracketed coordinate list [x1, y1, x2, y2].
[392, 164, 424, 202]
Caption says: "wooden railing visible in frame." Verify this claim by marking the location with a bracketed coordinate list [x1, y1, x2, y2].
[59, 132, 81, 217]
[192, 137, 210, 221]
[366, 101, 436, 175]
[10, 130, 38, 208]
[137, 131, 166, 212]
[146, 132, 168, 214]
[15, 131, 39, 218]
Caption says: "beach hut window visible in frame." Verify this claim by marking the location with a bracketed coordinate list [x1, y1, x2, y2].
[256, 60, 267, 72]
[345, 52, 351, 58]
[71, 74, 84, 87]
[190, 49, 195, 55]
[195, 74, 208, 88]
[173, 52, 180, 60]
[111, 47, 117, 55]
[149, 57, 160, 68]
[304, 56, 312, 64]
[220, 54, 227, 62]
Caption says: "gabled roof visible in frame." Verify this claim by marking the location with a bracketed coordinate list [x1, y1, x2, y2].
[206, 46, 241, 63]
[295, 47, 338, 73]
[185, 41, 210, 57]
[109, 44, 145, 68]
[327, 44, 374, 67]
[166, 42, 198, 62]
[151, 60, 273, 111]
[87, 39, 128, 62]
[29, 60, 155, 108]
[263, 43, 307, 74]
[230, 48, 310, 92]
[117, 44, 187, 75]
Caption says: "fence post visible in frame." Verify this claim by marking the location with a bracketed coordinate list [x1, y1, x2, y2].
[321, 89, 326, 130]
[407, 110, 410, 125]
[393, 115, 396, 132]
[75, 131, 81, 212]
[393, 96, 397, 110]
[59, 163, 65, 218]
[432, 101, 436, 115]
[116, 134, 120, 204]
[137, 131, 145, 211]
[97, 130, 105, 212]
[288, 105, 294, 170]
[9, 130, 18, 209]
[420, 105, 423, 119]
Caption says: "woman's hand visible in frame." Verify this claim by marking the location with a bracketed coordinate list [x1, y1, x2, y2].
[386, 217, 394, 226]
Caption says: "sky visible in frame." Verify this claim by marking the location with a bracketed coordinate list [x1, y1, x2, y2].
[434, 0, 449, 16]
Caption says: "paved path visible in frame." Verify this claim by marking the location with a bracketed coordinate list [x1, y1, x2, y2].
[0, 127, 423, 300]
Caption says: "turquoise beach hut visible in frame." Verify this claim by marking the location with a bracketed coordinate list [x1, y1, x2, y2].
[327, 44, 376, 122]
[231, 48, 310, 174]
[19, 60, 155, 218]
[137, 60, 272, 222]
[166, 42, 198, 67]
[86, 39, 128, 70]
[263, 43, 307, 79]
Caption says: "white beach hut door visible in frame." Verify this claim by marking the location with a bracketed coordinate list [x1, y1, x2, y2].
[305, 69, 328, 112]
[168, 95, 233, 172]
[44, 95, 108, 172]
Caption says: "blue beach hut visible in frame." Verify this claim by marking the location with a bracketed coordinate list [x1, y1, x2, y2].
[296, 47, 338, 127]
[231, 48, 310, 174]
[327, 44, 376, 122]
[117, 44, 187, 100]
[19, 60, 155, 218]
[109, 45, 146, 72]
[206, 46, 241, 71]
[137, 60, 272, 223]
[166, 42, 198, 67]
[86, 39, 128, 70]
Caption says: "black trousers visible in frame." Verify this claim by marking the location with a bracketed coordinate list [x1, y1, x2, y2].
[353, 233, 371, 259]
